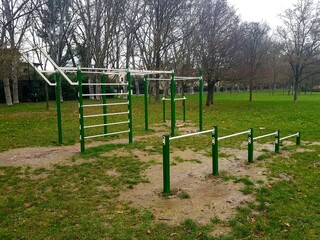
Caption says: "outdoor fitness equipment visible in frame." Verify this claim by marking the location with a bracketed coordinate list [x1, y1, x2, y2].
[77, 68, 133, 153]
[162, 127, 301, 194]
[144, 70, 203, 137]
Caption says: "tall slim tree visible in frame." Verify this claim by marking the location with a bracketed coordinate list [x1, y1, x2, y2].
[278, 0, 320, 103]
[197, 0, 240, 105]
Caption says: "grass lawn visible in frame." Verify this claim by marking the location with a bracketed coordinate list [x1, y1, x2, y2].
[0, 91, 319, 239]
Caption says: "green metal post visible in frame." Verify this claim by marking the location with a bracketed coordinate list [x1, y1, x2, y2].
[102, 73, 107, 135]
[55, 72, 62, 145]
[163, 135, 170, 194]
[77, 68, 85, 153]
[170, 70, 175, 136]
[162, 98, 166, 122]
[248, 128, 254, 163]
[144, 75, 148, 131]
[199, 69, 203, 131]
[183, 97, 186, 122]
[275, 129, 280, 153]
[127, 70, 133, 143]
[212, 126, 218, 176]
[296, 132, 301, 145]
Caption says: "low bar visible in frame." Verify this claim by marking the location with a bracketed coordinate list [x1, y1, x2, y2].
[218, 130, 250, 141]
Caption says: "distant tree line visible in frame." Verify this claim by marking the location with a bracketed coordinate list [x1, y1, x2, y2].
[1, 0, 320, 105]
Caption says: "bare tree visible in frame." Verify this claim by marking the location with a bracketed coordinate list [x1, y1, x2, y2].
[73, 0, 125, 99]
[239, 22, 271, 102]
[134, 0, 190, 102]
[278, 0, 320, 103]
[197, 0, 240, 106]
[0, 0, 34, 105]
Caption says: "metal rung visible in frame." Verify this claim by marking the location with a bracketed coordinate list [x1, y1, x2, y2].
[82, 102, 129, 107]
[175, 77, 200, 80]
[253, 132, 277, 141]
[148, 78, 171, 81]
[280, 133, 299, 141]
[84, 121, 129, 129]
[84, 111, 129, 118]
[170, 129, 213, 141]
[218, 130, 250, 141]
[82, 83, 128, 86]
[174, 97, 186, 101]
[84, 130, 130, 139]
[82, 93, 128, 97]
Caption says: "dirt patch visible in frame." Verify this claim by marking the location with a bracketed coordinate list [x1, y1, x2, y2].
[0, 141, 107, 168]
[119, 146, 268, 226]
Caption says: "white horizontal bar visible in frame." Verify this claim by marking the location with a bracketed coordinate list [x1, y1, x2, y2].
[148, 78, 171, 81]
[82, 93, 128, 97]
[84, 121, 129, 129]
[84, 130, 130, 139]
[82, 102, 129, 107]
[131, 70, 172, 74]
[84, 111, 129, 118]
[174, 97, 186, 101]
[218, 130, 250, 141]
[253, 132, 277, 141]
[170, 129, 213, 141]
[280, 133, 299, 141]
[82, 83, 127, 86]
[175, 77, 199, 80]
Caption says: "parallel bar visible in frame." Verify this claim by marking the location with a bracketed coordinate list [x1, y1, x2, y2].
[163, 135, 170, 194]
[144, 75, 149, 131]
[82, 102, 128, 107]
[212, 126, 219, 176]
[170, 129, 213, 141]
[199, 69, 203, 131]
[171, 70, 176, 136]
[175, 77, 200, 80]
[55, 73, 62, 145]
[148, 78, 171, 81]
[127, 71, 133, 143]
[218, 130, 250, 141]
[280, 133, 299, 141]
[82, 93, 128, 97]
[253, 132, 277, 140]
[84, 130, 130, 139]
[162, 98, 171, 101]
[174, 97, 186, 101]
[82, 83, 127, 86]
[84, 111, 129, 118]
[84, 121, 129, 129]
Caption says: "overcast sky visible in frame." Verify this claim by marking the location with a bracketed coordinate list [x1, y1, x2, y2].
[228, 0, 297, 30]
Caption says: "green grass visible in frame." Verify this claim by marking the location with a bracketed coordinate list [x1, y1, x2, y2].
[1, 91, 320, 239]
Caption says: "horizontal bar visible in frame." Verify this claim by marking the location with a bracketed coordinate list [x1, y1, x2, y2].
[84, 111, 129, 118]
[175, 77, 200, 80]
[82, 83, 127, 86]
[174, 97, 186, 101]
[280, 133, 299, 141]
[218, 130, 250, 141]
[253, 132, 277, 141]
[82, 102, 129, 107]
[84, 130, 130, 139]
[170, 129, 213, 141]
[147, 78, 171, 81]
[84, 121, 129, 129]
[82, 93, 128, 97]
[131, 70, 172, 74]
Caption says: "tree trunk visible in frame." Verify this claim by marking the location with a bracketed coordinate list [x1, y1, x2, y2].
[3, 78, 13, 106]
[249, 81, 253, 102]
[12, 58, 19, 103]
[135, 80, 140, 95]
[45, 84, 50, 109]
[293, 80, 299, 103]
[206, 82, 214, 106]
